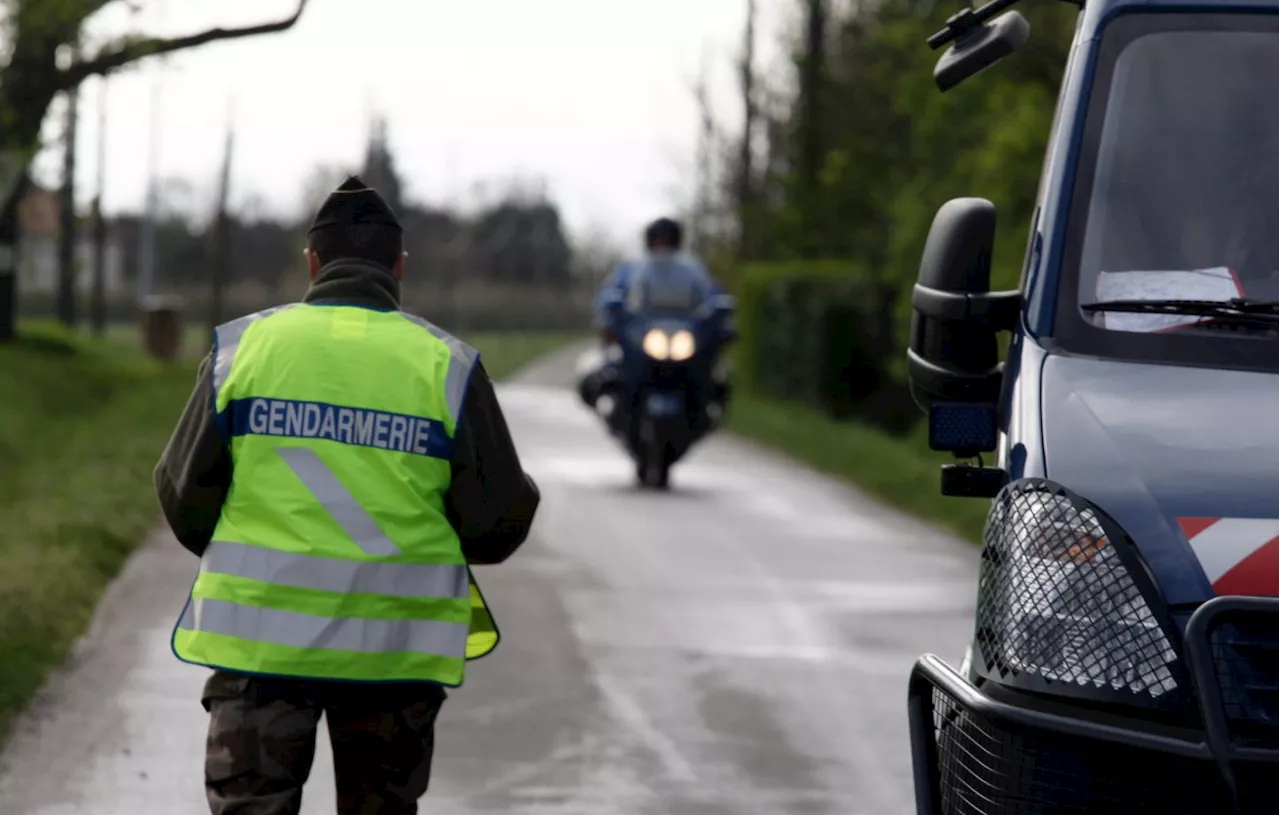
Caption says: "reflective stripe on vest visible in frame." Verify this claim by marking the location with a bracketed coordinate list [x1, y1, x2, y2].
[172, 304, 499, 685]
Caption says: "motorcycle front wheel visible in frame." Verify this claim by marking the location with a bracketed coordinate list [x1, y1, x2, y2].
[635, 420, 671, 490]
[637, 457, 670, 489]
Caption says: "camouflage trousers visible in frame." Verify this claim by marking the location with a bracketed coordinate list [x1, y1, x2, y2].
[202, 670, 447, 815]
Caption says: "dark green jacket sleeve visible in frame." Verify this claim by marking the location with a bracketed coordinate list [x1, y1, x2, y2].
[154, 352, 232, 557]
[444, 361, 541, 565]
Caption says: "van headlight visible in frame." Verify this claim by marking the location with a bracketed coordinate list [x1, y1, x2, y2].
[642, 329, 669, 359]
[972, 479, 1183, 703]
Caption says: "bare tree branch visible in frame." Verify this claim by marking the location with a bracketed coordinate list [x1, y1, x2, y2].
[57, 0, 309, 89]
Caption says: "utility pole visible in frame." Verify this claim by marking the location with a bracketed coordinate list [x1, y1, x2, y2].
[57, 44, 81, 326]
[90, 77, 108, 336]
[208, 104, 234, 334]
[137, 74, 162, 303]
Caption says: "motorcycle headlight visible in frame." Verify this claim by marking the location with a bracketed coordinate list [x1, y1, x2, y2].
[642, 329, 669, 360]
[973, 479, 1183, 704]
[669, 330, 696, 361]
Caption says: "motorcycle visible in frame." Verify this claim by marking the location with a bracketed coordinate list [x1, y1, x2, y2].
[578, 293, 736, 489]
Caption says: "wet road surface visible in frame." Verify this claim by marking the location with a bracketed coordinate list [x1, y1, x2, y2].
[0, 346, 978, 814]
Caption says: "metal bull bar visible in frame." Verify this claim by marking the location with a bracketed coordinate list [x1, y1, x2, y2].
[1183, 596, 1279, 806]
[908, 596, 1278, 815]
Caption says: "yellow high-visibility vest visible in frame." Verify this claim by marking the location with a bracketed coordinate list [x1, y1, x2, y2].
[172, 303, 498, 685]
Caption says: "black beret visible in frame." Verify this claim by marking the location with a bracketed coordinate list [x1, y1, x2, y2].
[308, 175, 402, 234]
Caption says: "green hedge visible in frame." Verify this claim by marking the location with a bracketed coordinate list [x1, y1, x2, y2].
[738, 261, 907, 425]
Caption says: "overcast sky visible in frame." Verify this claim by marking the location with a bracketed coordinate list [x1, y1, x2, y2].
[30, 0, 797, 247]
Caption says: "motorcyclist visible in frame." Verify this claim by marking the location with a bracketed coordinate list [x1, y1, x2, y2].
[586, 217, 733, 425]
[594, 217, 725, 328]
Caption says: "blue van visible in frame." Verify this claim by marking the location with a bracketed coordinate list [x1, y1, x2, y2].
[903, 0, 1277, 812]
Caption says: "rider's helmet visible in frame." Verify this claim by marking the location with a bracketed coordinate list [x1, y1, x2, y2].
[644, 217, 684, 252]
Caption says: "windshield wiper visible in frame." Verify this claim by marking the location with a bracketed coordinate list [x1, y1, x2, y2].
[1081, 298, 1279, 322]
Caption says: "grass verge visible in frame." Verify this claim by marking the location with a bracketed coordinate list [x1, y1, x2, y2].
[97, 322, 586, 369]
[0, 322, 578, 744]
[0, 322, 199, 742]
[725, 391, 991, 544]
[466, 332, 585, 381]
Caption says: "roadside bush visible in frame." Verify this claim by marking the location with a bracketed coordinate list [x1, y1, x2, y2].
[737, 261, 915, 432]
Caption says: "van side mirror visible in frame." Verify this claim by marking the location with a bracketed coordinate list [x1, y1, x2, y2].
[907, 198, 1020, 421]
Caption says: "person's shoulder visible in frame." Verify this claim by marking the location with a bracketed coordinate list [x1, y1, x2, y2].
[679, 251, 709, 268]
[392, 310, 480, 362]
[610, 258, 641, 282]
[671, 252, 710, 276]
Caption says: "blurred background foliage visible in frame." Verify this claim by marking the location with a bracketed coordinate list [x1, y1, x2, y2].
[5, 0, 1083, 406]
[702, 0, 1078, 431]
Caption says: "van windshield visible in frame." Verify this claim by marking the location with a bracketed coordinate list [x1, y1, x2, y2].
[1068, 14, 1278, 339]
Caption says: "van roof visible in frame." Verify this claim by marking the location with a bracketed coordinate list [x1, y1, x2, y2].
[1085, 0, 1276, 18]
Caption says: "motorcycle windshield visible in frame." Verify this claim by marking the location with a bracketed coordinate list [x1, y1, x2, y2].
[624, 256, 713, 314]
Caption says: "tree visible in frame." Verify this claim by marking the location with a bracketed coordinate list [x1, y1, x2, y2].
[359, 115, 406, 217]
[471, 199, 572, 286]
[57, 48, 80, 327]
[735, 0, 758, 260]
[796, 0, 829, 201]
[298, 163, 354, 223]
[0, 0, 311, 341]
[689, 51, 716, 254]
[713, 0, 1076, 394]
[570, 225, 625, 286]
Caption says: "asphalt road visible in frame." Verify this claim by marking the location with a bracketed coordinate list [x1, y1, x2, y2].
[0, 344, 978, 815]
